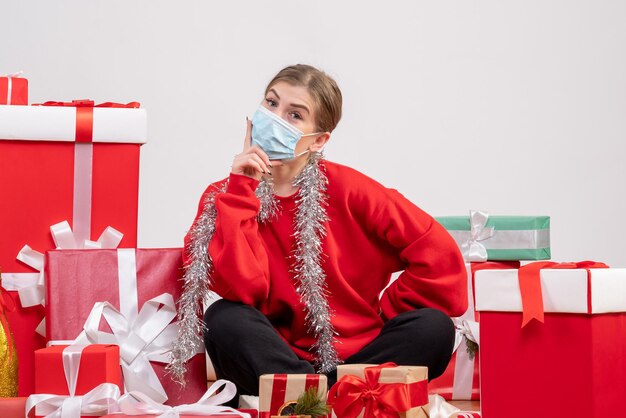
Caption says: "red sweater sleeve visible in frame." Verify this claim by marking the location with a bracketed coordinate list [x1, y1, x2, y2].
[347, 174, 467, 319]
[184, 173, 270, 306]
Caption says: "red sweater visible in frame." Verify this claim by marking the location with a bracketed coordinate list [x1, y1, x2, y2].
[185, 160, 467, 362]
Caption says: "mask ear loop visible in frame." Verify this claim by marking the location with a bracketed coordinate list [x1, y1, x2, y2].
[293, 149, 311, 158]
[293, 131, 323, 159]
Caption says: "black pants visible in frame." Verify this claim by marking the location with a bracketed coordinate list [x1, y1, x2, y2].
[204, 299, 455, 397]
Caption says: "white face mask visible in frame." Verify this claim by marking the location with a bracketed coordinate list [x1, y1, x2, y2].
[250, 106, 322, 160]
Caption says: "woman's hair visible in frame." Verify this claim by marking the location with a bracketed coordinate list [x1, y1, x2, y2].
[265, 64, 342, 133]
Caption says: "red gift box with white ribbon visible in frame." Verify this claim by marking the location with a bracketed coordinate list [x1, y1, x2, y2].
[429, 261, 519, 400]
[28, 344, 122, 418]
[0, 100, 146, 396]
[0, 73, 28, 105]
[45, 247, 208, 406]
[475, 262, 626, 418]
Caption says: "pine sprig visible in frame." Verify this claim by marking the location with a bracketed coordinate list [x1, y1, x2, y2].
[280, 387, 329, 417]
[466, 338, 479, 360]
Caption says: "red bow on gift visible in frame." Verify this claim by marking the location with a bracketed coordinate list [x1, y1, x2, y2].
[519, 261, 609, 327]
[35, 99, 140, 108]
[328, 363, 428, 418]
[32, 99, 141, 143]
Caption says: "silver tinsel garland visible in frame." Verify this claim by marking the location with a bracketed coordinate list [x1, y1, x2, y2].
[167, 153, 339, 384]
[166, 183, 226, 385]
[291, 152, 339, 373]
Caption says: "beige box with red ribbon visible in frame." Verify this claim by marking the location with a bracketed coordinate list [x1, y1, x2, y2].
[329, 363, 429, 418]
[259, 374, 327, 418]
[0, 101, 146, 396]
[475, 262, 626, 418]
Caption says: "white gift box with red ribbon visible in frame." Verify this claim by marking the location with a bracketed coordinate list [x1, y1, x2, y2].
[474, 264, 626, 418]
[0, 101, 146, 396]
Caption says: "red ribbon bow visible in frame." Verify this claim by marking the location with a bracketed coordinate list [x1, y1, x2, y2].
[519, 261, 609, 327]
[33, 100, 141, 143]
[36, 99, 140, 108]
[328, 363, 428, 418]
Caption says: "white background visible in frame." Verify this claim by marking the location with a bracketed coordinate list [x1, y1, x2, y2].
[2, 1, 625, 265]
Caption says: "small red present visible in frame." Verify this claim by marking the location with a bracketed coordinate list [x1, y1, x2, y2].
[27, 344, 121, 418]
[0, 73, 28, 105]
[329, 363, 429, 418]
[45, 248, 207, 406]
[0, 100, 145, 396]
[259, 374, 327, 418]
[475, 261, 626, 418]
[429, 261, 519, 400]
[0, 397, 27, 418]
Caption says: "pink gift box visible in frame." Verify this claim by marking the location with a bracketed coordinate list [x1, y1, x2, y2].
[45, 248, 208, 406]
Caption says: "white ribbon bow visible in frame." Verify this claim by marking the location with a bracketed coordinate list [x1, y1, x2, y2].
[452, 318, 480, 353]
[460, 210, 495, 262]
[25, 345, 121, 418]
[1, 70, 24, 77]
[26, 384, 121, 418]
[425, 394, 480, 418]
[0, 221, 123, 336]
[118, 380, 251, 418]
[73, 294, 178, 404]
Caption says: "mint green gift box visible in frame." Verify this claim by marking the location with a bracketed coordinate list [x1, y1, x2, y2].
[435, 212, 551, 261]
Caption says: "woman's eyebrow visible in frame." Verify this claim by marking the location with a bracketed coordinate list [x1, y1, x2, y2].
[289, 103, 310, 114]
[268, 88, 310, 114]
[269, 88, 280, 99]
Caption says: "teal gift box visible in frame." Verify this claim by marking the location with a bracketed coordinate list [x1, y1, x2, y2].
[436, 211, 550, 261]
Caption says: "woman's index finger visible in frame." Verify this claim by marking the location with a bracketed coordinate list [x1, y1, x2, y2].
[243, 117, 253, 151]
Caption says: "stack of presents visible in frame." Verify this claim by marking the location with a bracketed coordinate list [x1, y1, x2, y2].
[0, 73, 624, 418]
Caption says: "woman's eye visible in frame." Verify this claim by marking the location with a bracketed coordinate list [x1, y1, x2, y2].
[265, 98, 277, 107]
[289, 112, 302, 120]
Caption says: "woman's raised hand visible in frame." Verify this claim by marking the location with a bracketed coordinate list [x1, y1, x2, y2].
[231, 118, 278, 180]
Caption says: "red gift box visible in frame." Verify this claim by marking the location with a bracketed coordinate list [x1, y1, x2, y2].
[35, 345, 122, 394]
[0, 75, 28, 105]
[0, 101, 146, 396]
[475, 262, 626, 418]
[429, 261, 519, 401]
[0, 397, 27, 418]
[29, 344, 122, 418]
[45, 248, 208, 406]
[259, 374, 327, 418]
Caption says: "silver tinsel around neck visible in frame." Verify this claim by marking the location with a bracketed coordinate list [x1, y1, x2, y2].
[167, 152, 339, 384]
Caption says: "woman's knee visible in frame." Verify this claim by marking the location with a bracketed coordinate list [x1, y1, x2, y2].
[203, 299, 267, 345]
[396, 308, 456, 352]
[204, 299, 251, 342]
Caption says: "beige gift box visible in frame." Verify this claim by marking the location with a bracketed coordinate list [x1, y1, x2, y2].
[259, 374, 327, 417]
[331, 364, 429, 418]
